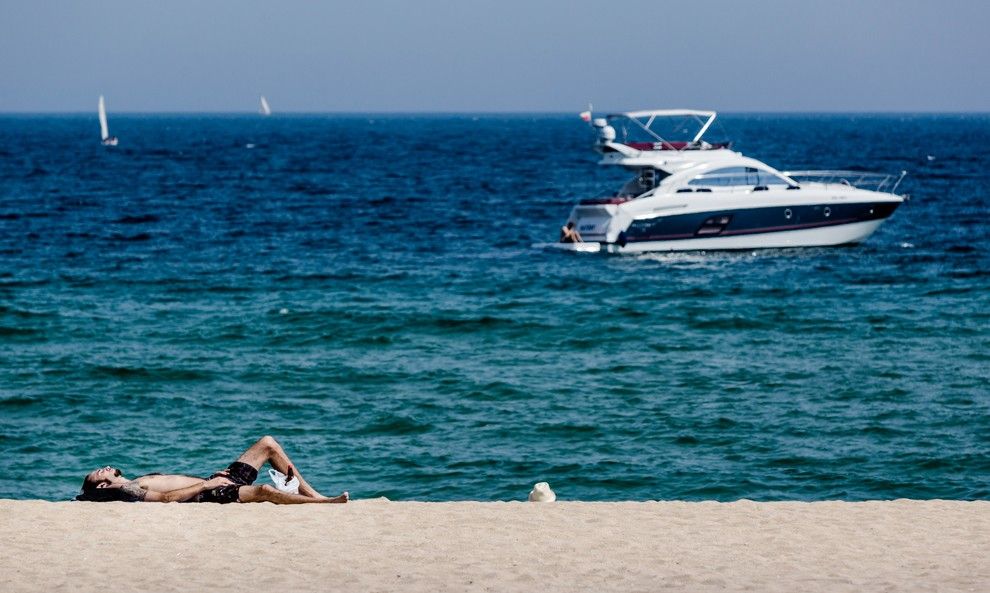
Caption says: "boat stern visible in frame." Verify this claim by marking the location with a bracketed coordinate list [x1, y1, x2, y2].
[565, 202, 632, 244]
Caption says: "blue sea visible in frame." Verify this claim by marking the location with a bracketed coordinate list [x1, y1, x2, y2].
[0, 113, 987, 502]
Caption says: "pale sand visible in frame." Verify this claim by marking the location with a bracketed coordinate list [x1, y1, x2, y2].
[2, 499, 988, 592]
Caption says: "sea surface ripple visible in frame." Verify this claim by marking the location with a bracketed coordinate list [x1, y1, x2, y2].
[0, 114, 987, 501]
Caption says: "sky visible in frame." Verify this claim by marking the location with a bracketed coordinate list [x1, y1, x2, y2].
[0, 0, 988, 112]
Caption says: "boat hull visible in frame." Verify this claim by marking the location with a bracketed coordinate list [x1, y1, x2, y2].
[551, 218, 890, 254]
[566, 195, 902, 253]
[608, 218, 887, 253]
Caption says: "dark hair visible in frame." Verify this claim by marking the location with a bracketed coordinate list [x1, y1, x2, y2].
[566, 221, 575, 229]
[81, 474, 107, 492]
[75, 488, 133, 502]
[75, 474, 140, 502]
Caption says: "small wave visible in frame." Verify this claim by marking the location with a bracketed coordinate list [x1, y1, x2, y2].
[865, 314, 895, 325]
[914, 458, 951, 470]
[56, 273, 96, 287]
[200, 284, 253, 294]
[288, 183, 334, 196]
[0, 306, 57, 319]
[923, 286, 977, 296]
[367, 196, 397, 206]
[272, 271, 370, 283]
[848, 275, 915, 286]
[89, 365, 214, 381]
[648, 342, 706, 353]
[431, 315, 519, 330]
[581, 474, 658, 490]
[710, 417, 739, 429]
[113, 214, 160, 224]
[0, 395, 39, 407]
[357, 415, 432, 436]
[537, 423, 603, 436]
[0, 326, 41, 337]
[769, 456, 814, 467]
[558, 336, 599, 349]
[176, 181, 208, 190]
[349, 334, 396, 346]
[448, 458, 502, 469]
[108, 232, 152, 242]
[462, 381, 528, 400]
[948, 269, 990, 279]
[615, 306, 649, 318]
[582, 363, 637, 375]
[858, 424, 909, 437]
[689, 316, 772, 331]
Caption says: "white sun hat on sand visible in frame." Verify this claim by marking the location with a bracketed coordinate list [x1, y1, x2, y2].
[528, 482, 556, 502]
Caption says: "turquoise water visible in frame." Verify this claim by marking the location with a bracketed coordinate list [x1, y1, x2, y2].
[0, 114, 987, 501]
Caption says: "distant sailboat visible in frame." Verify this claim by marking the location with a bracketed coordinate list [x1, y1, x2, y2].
[98, 95, 118, 146]
[259, 96, 272, 116]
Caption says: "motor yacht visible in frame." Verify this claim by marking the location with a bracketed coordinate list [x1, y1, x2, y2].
[557, 109, 906, 253]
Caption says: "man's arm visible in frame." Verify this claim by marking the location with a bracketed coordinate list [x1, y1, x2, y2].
[141, 477, 234, 503]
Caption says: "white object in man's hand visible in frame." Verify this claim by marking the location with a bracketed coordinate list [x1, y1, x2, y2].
[269, 468, 300, 494]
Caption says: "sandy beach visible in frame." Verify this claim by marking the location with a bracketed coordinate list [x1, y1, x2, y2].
[2, 499, 987, 592]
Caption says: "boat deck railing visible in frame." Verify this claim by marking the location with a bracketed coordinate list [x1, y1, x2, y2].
[783, 170, 907, 194]
[583, 170, 908, 204]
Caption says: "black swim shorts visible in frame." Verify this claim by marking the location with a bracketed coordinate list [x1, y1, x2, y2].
[194, 461, 259, 504]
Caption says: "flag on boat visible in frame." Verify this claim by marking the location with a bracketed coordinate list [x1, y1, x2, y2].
[579, 110, 592, 122]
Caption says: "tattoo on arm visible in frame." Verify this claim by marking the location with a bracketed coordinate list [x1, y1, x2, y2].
[120, 482, 147, 502]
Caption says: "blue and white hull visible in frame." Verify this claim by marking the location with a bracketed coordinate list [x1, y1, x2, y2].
[566, 194, 903, 253]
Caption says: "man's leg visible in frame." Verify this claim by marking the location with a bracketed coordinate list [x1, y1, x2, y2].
[237, 485, 348, 504]
[234, 435, 324, 498]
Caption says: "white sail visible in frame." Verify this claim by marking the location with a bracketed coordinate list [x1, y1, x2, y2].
[98, 95, 110, 141]
[259, 96, 271, 116]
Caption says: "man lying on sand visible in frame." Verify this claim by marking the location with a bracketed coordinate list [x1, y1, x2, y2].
[77, 435, 348, 504]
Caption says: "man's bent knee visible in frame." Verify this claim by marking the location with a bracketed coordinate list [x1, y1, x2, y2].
[252, 435, 278, 454]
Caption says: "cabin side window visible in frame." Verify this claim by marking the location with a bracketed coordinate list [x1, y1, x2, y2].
[688, 166, 790, 188]
[755, 169, 791, 186]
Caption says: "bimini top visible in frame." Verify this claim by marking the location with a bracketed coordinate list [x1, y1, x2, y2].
[606, 109, 718, 117]
[606, 109, 718, 144]
[611, 109, 716, 122]
[590, 108, 726, 154]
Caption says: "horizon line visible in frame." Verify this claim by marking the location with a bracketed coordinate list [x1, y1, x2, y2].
[2, 109, 989, 116]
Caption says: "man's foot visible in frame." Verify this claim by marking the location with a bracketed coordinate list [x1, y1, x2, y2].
[322, 492, 348, 503]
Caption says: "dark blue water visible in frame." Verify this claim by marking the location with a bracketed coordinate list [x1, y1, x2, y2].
[0, 114, 987, 502]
